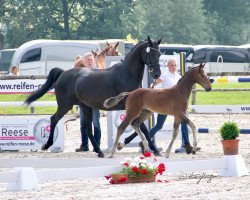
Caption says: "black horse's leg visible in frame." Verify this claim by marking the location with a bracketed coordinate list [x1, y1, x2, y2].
[80, 105, 104, 158]
[42, 105, 71, 150]
[124, 132, 137, 145]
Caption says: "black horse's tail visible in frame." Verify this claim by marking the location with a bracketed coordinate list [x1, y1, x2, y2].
[103, 92, 130, 108]
[24, 68, 64, 105]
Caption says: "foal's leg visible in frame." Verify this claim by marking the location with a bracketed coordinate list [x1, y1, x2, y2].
[185, 117, 198, 154]
[109, 119, 130, 158]
[131, 119, 150, 153]
[80, 105, 104, 158]
[117, 110, 161, 156]
[118, 110, 152, 149]
[165, 117, 181, 158]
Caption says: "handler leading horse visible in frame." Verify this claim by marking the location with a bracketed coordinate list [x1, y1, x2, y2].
[104, 64, 212, 158]
[24, 36, 162, 158]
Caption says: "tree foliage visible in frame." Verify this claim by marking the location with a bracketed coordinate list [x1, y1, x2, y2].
[0, 0, 249, 48]
[203, 0, 250, 45]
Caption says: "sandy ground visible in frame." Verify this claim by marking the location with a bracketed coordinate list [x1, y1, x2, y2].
[0, 113, 249, 200]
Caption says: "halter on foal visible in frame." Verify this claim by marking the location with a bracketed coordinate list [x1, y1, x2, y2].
[104, 63, 212, 158]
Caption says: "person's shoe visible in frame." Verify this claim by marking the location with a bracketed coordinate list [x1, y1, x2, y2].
[75, 144, 89, 152]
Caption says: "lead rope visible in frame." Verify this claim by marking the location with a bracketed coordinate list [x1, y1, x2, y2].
[151, 79, 156, 89]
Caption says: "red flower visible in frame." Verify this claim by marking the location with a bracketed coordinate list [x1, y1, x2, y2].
[140, 168, 149, 175]
[156, 179, 169, 183]
[157, 163, 166, 175]
[109, 179, 114, 184]
[140, 156, 145, 159]
[117, 176, 127, 183]
[105, 175, 112, 180]
[144, 151, 151, 157]
[124, 162, 129, 167]
[132, 166, 139, 173]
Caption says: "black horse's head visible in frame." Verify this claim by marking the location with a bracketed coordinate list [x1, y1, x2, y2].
[142, 36, 162, 79]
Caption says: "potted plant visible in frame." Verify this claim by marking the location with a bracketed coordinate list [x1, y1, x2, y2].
[219, 121, 240, 155]
[105, 152, 166, 184]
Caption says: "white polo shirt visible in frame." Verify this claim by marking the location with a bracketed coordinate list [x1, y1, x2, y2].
[159, 69, 182, 89]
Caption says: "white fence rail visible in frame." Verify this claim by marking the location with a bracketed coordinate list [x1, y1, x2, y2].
[0, 156, 248, 191]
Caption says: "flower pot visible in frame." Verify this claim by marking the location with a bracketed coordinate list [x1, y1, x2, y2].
[221, 139, 239, 155]
[127, 175, 156, 183]
[111, 174, 129, 184]
[111, 173, 156, 184]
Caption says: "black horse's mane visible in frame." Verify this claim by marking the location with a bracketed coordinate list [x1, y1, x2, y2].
[177, 66, 199, 84]
[124, 40, 145, 61]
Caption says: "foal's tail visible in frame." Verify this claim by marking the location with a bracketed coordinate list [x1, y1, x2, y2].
[103, 92, 130, 108]
[24, 68, 64, 106]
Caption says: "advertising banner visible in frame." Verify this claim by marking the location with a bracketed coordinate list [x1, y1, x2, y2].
[0, 79, 54, 94]
[0, 117, 64, 151]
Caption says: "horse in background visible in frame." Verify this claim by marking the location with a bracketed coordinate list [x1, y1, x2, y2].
[104, 63, 212, 158]
[24, 36, 163, 158]
[74, 41, 120, 69]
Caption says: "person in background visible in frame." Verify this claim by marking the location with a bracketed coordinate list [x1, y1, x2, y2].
[75, 53, 102, 152]
[146, 59, 192, 152]
[9, 66, 20, 75]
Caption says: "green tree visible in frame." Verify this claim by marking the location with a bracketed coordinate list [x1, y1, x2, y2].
[0, 0, 138, 48]
[0, 0, 83, 48]
[203, 0, 250, 45]
[76, 0, 138, 39]
[138, 0, 216, 44]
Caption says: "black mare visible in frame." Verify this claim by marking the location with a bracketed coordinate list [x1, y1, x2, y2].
[24, 36, 163, 158]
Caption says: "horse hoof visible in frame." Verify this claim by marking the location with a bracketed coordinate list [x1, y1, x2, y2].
[41, 144, 48, 151]
[184, 144, 193, 154]
[117, 142, 124, 150]
[98, 152, 105, 158]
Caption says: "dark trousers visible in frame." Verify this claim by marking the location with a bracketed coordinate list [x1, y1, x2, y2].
[149, 114, 190, 145]
[80, 108, 101, 147]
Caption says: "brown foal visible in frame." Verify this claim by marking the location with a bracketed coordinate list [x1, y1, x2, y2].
[104, 63, 212, 158]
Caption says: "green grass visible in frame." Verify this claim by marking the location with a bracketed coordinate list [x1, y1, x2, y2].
[0, 83, 249, 114]
[0, 94, 59, 114]
[193, 83, 250, 105]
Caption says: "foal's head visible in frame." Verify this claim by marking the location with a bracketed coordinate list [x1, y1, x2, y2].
[193, 63, 212, 92]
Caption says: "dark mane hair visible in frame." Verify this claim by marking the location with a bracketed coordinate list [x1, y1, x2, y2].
[124, 41, 144, 61]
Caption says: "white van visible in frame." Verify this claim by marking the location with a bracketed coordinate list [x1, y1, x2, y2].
[11, 39, 102, 75]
